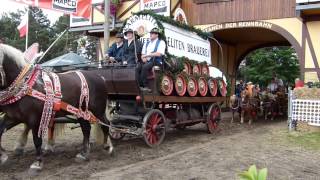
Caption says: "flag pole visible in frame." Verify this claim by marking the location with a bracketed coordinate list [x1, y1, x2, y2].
[25, 6, 29, 51]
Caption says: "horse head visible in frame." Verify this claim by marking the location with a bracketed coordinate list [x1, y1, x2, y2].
[229, 95, 239, 109]
[0, 44, 27, 89]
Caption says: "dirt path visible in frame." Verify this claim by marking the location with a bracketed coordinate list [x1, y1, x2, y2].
[1, 113, 320, 180]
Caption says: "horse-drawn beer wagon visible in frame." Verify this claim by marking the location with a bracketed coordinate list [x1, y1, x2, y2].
[92, 62, 227, 147]
[90, 11, 229, 147]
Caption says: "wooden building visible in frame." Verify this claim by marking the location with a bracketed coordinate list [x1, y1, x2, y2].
[71, 0, 320, 93]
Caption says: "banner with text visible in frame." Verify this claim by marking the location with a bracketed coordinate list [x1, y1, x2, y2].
[163, 23, 211, 64]
[10, 0, 92, 18]
[140, 0, 170, 16]
[124, 14, 211, 64]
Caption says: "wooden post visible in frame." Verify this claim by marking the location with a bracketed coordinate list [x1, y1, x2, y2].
[104, 0, 110, 55]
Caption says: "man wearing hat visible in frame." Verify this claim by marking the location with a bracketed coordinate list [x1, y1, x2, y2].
[106, 32, 124, 63]
[137, 27, 166, 91]
[122, 28, 143, 65]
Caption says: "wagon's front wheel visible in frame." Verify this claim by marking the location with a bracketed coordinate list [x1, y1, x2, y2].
[207, 103, 221, 134]
[143, 109, 166, 147]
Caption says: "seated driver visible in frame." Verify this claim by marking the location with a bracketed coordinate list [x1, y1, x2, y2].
[137, 28, 166, 91]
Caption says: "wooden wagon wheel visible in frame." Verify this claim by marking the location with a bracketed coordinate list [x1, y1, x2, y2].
[187, 77, 198, 97]
[198, 77, 208, 96]
[206, 103, 221, 134]
[143, 109, 166, 147]
[175, 74, 187, 96]
[161, 74, 174, 96]
[208, 78, 218, 96]
[201, 64, 209, 75]
[192, 64, 201, 75]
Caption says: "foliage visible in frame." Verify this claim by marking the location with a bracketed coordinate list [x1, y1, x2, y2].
[0, 8, 96, 62]
[239, 47, 300, 87]
[239, 165, 268, 180]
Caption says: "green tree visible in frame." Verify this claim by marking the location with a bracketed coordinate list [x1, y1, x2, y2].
[0, 7, 52, 52]
[239, 47, 300, 87]
[0, 10, 25, 50]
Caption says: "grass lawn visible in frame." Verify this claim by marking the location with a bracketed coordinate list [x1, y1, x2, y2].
[286, 131, 320, 150]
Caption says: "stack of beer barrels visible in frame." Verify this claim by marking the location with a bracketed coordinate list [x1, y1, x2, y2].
[160, 57, 227, 97]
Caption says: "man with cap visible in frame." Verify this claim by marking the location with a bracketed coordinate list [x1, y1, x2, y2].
[138, 27, 166, 91]
[122, 28, 143, 65]
[106, 32, 124, 63]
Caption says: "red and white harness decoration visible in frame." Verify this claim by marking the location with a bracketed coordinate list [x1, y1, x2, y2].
[38, 71, 61, 138]
[0, 64, 100, 138]
[75, 71, 90, 120]
[0, 65, 40, 105]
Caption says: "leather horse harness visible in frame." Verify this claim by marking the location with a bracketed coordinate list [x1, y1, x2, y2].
[0, 64, 99, 137]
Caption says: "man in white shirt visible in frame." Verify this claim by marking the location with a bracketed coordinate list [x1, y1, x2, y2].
[267, 78, 278, 93]
[137, 28, 166, 91]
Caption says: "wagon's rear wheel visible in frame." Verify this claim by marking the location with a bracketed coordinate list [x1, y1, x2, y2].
[206, 103, 221, 134]
[143, 109, 166, 147]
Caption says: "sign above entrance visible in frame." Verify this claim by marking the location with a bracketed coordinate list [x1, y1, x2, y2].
[202, 21, 273, 32]
[140, 0, 171, 16]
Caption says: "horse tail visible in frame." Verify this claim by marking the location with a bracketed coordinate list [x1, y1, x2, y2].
[53, 123, 66, 139]
[93, 124, 104, 145]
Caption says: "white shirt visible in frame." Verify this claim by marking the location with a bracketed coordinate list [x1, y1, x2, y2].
[268, 82, 278, 92]
[142, 38, 166, 61]
[276, 78, 284, 86]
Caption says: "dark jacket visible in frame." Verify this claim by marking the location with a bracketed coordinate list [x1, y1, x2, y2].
[122, 39, 143, 65]
[108, 42, 124, 62]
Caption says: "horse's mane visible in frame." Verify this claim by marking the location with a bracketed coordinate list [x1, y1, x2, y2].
[0, 44, 27, 68]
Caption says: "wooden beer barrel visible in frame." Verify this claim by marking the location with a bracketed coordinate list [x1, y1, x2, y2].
[192, 63, 201, 75]
[201, 64, 209, 75]
[218, 79, 227, 97]
[161, 74, 174, 96]
[175, 73, 187, 96]
[198, 77, 209, 96]
[183, 61, 192, 75]
[187, 76, 198, 97]
[208, 78, 218, 96]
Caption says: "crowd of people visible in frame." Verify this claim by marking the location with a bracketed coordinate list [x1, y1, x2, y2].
[106, 28, 166, 92]
[235, 73, 285, 98]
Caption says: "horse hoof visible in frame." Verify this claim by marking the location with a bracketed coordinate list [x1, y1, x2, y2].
[103, 145, 114, 155]
[14, 148, 24, 156]
[0, 153, 8, 165]
[28, 161, 43, 176]
[75, 153, 89, 162]
[43, 145, 54, 156]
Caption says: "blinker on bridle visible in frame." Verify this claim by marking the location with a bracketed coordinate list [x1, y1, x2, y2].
[0, 66, 6, 88]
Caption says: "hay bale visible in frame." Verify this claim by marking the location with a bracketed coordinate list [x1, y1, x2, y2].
[297, 121, 320, 133]
[293, 87, 320, 100]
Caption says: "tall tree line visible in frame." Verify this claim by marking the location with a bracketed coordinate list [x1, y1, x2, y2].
[0, 7, 97, 62]
[238, 47, 300, 87]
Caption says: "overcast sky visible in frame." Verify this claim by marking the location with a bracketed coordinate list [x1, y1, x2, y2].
[0, 0, 63, 24]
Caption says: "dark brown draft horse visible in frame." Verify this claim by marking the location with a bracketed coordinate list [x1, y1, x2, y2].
[0, 44, 112, 173]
